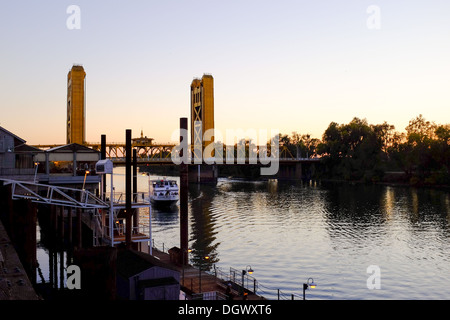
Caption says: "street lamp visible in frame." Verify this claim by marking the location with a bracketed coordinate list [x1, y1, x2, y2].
[303, 278, 316, 300]
[82, 170, 90, 190]
[34, 162, 39, 184]
[199, 254, 210, 293]
[182, 248, 192, 286]
[241, 265, 254, 296]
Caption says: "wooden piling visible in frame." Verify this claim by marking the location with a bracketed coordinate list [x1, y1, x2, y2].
[101, 134, 106, 198]
[180, 118, 189, 264]
[68, 206, 73, 246]
[5, 184, 15, 241]
[49, 245, 54, 287]
[59, 206, 64, 244]
[51, 205, 57, 235]
[59, 250, 64, 289]
[125, 129, 132, 248]
[76, 207, 82, 249]
[133, 148, 138, 233]
[73, 246, 117, 299]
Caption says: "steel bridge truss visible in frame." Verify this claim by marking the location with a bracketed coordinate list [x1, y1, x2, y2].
[88, 142, 292, 161]
[34, 142, 302, 162]
[87, 142, 175, 161]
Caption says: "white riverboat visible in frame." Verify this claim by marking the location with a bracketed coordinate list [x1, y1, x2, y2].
[149, 178, 179, 206]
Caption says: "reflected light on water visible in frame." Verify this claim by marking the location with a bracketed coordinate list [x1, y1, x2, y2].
[36, 166, 450, 300]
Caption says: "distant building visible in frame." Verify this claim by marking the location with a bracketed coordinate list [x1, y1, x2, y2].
[0, 126, 41, 178]
[116, 249, 180, 300]
[191, 74, 214, 161]
[67, 65, 86, 145]
[132, 130, 154, 146]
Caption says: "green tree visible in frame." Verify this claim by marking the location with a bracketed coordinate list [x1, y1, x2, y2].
[388, 115, 449, 185]
[318, 117, 389, 181]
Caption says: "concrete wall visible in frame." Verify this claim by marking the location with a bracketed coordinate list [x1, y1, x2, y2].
[143, 283, 179, 300]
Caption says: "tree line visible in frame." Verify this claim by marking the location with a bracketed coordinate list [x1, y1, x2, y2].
[279, 115, 450, 186]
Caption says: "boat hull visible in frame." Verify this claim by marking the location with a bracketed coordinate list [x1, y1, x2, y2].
[150, 197, 178, 207]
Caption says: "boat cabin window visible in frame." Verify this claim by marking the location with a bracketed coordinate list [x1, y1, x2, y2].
[152, 180, 177, 188]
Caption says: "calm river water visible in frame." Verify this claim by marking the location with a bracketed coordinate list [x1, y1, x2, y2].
[36, 167, 450, 300]
[127, 167, 450, 300]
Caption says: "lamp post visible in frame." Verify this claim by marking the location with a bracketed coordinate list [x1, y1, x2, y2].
[34, 162, 39, 184]
[241, 265, 254, 296]
[82, 170, 90, 190]
[199, 254, 210, 293]
[303, 278, 316, 300]
[182, 248, 192, 286]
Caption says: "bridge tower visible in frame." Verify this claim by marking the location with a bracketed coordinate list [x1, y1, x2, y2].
[67, 65, 86, 145]
[190, 74, 214, 161]
[190, 74, 217, 183]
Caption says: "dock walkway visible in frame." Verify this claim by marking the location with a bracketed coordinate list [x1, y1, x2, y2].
[151, 248, 265, 300]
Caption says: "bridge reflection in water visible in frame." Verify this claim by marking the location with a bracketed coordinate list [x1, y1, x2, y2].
[148, 176, 450, 300]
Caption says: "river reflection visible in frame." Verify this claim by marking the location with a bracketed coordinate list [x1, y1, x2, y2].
[149, 176, 450, 300]
[36, 166, 450, 300]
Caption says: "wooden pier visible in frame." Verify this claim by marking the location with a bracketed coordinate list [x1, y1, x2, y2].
[151, 248, 265, 300]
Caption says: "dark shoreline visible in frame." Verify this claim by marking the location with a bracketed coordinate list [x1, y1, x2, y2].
[138, 165, 449, 190]
[316, 177, 450, 190]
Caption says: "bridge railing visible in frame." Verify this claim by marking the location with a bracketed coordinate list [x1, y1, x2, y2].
[108, 157, 321, 163]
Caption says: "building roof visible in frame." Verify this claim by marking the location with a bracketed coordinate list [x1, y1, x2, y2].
[15, 144, 43, 153]
[0, 126, 26, 144]
[116, 249, 179, 279]
[138, 277, 179, 289]
[45, 143, 99, 153]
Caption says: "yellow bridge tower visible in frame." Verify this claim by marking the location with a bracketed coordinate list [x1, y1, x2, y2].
[190, 74, 214, 162]
[67, 65, 86, 145]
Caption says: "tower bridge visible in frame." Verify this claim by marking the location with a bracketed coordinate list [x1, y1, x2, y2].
[0, 66, 321, 301]
[31, 65, 319, 181]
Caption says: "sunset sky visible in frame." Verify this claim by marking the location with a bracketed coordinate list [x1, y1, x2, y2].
[1, 0, 449, 145]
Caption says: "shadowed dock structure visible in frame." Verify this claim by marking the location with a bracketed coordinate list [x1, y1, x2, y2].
[151, 247, 265, 300]
[0, 220, 39, 300]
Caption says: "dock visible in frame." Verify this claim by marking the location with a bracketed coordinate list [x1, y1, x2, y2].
[151, 248, 265, 300]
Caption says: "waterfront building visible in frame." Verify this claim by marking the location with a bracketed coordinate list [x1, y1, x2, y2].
[34, 143, 100, 185]
[0, 126, 41, 179]
[116, 249, 180, 300]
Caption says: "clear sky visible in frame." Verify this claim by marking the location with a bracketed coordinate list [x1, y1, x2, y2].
[1, 0, 449, 145]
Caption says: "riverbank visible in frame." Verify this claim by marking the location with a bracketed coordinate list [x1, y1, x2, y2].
[220, 166, 450, 189]
[316, 171, 450, 190]
[138, 164, 449, 189]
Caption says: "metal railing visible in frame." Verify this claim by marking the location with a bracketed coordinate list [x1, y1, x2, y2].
[229, 267, 258, 293]
[104, 191, 150, 206]
[192, 291, 227, 300]
[148, 241, 305, 300]
[1, 178, 108, 209]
